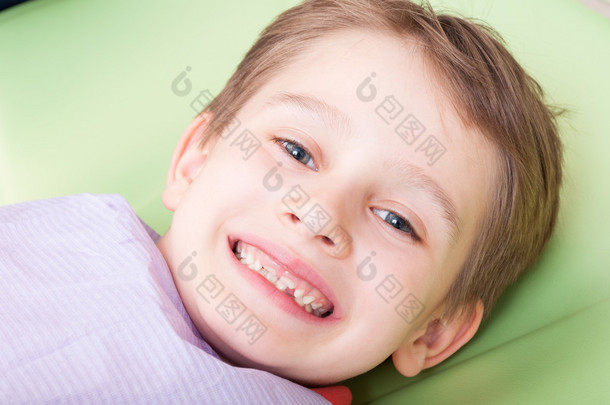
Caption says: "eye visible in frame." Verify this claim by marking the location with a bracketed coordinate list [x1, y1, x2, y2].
[275, 138, 317, 171]
[373, 208, 421, 242]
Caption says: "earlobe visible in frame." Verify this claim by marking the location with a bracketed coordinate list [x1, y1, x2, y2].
[391, 339, 427, 377]
[392, 300, 484, 377]
[161, 113, 216, 212]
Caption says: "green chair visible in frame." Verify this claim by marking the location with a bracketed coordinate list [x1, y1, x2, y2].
[1, 0, 608, 403]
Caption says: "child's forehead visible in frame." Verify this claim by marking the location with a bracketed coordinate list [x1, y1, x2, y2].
[286, 29, 423, 74]
[249, 32, 426, 104]
[240, 30, 464, 153]
[246, 38, 456, 155]
[252, 29, 480, 158]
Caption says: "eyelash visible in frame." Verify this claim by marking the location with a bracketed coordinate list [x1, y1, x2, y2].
[273, 137, 421, 243]
[272, 137, 317, 171]
[372, 209, 421, 242]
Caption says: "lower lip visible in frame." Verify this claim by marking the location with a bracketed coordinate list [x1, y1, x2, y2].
[226, 238, 331, 324]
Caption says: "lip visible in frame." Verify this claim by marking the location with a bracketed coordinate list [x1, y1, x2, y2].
[227, 234, 341, 323]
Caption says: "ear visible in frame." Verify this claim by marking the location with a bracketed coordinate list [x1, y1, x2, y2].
[392, 300, 484, 377]
[161, 113, 217, 212]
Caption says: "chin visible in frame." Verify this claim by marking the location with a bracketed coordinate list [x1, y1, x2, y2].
[211, 337, 347, 386]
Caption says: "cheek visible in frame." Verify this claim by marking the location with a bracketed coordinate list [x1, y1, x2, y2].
[351, 248, 436, 328]
[195, 144, 274, 206]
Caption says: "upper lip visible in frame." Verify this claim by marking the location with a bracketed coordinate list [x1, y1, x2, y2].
[229, 233, 340, 319]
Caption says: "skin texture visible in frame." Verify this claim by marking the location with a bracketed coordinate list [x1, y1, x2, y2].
[156, 31, 496, 385]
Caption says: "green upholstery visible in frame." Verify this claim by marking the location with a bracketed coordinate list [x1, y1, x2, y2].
[1, 0, 608, 403]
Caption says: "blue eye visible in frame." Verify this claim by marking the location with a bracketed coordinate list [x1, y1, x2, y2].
[278, 139, 317, 170]
[373, 208, 420, 242]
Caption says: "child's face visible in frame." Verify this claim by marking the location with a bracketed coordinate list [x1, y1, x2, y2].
[158, 31, 497, 384]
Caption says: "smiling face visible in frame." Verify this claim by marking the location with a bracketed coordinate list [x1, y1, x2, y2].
[157, 30, 498, 384]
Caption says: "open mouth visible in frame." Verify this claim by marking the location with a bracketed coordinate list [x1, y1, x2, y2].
[232, 240, 334, 318]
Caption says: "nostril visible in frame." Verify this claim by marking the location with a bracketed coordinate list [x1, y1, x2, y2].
[285, 213, 336, 248]
[321, 235, 334, 246]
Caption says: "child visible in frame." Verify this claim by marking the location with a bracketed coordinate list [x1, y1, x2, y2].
[0, 0, 562, 403]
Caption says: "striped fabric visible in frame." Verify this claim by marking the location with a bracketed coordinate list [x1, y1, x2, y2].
[0, 194, 328, 405]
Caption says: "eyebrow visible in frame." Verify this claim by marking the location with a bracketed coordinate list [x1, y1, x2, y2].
[386, 160, 462, 244]
[265, 93, 351, 136]
[266, 92, 461, 243]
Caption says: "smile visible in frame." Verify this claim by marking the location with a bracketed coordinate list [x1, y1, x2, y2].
[232, 240, 334, 318]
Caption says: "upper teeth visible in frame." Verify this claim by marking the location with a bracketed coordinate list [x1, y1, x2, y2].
[233, 241, 333, 318]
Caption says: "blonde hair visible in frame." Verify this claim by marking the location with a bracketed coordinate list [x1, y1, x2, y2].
[199, 0, 563, 320]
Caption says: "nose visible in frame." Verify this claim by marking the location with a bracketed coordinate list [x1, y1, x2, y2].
[279, 184, 353, 258]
